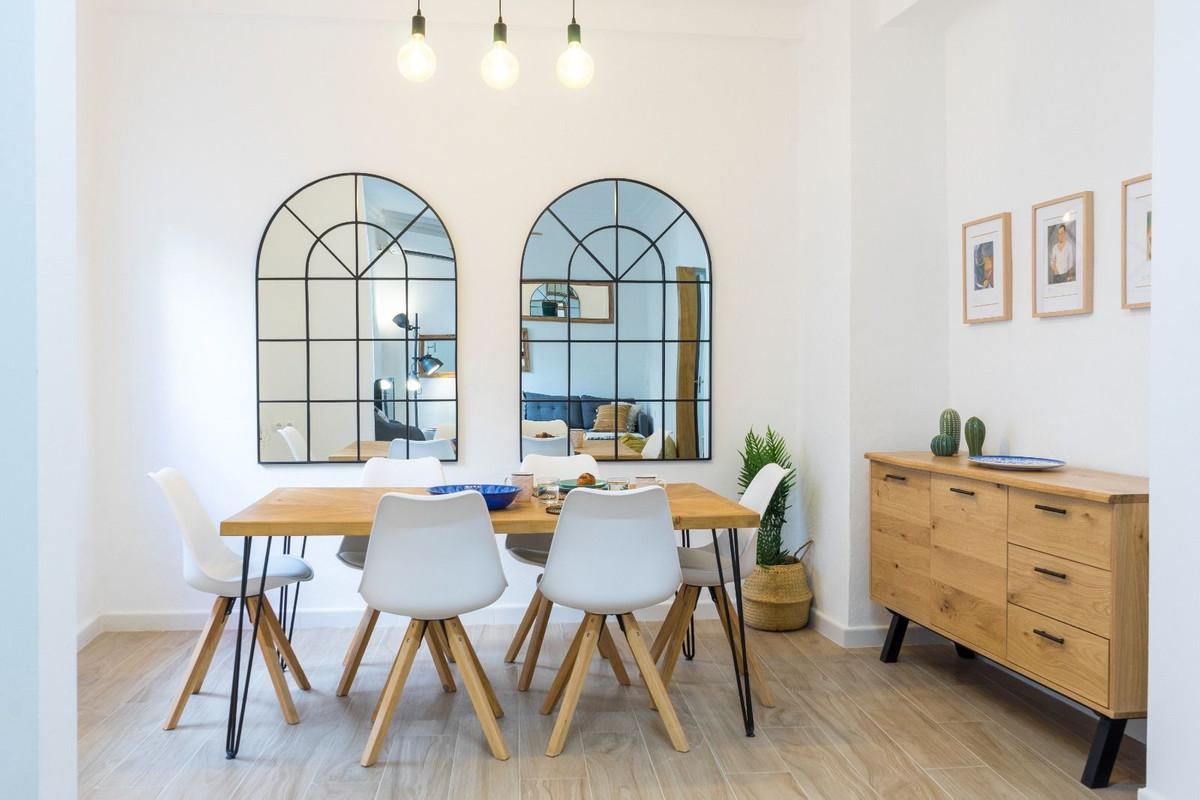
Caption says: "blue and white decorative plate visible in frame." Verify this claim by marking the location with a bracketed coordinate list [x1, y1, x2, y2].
[968, 455, 1066, 471]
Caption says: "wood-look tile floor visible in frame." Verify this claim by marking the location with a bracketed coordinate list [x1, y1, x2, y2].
[78, 618, 1145, 799]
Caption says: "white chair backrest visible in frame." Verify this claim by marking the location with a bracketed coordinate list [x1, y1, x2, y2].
[277, 426, 306, 462]
[434, 423, 456, 440]
[540, 486, 681, 612]
[519, 453, 598, 484]
[719, 463, 789, 577]
[389, 437, 456, 460]
[362, 456, 445, 487]
[642, 430, 671, 460]
[522, 419, 569, 438]
[359, 491, 507, 616]
[148, 468, 243, 589]
[521, 435, 570, 457]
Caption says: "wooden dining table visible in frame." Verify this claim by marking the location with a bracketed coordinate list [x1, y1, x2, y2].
[573, 437, 644, 461]
[218, 483, 760, 758]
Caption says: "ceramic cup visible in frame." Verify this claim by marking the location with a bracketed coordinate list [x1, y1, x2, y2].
[507, 472, 534, 502]
[632, 474, 659, 489]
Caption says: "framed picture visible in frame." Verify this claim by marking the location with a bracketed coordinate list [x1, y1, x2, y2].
[520, 280, 614, 324]
[1122, 173, 1152, 309]
[520, 328, 532, 373]
[961, 212, 1012, 324]
[1032, 191, 1094, 318]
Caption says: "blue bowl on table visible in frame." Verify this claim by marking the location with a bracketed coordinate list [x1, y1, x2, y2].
[428, 484, 520, 510]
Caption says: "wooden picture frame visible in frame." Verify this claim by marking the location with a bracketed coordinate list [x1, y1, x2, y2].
[961, 212, 1012, 324]
[1032, 191, 1094, 318]
[520, 280, 614, 324]
[1121, 173, 1152, 309]
[520, 328, 532, 373]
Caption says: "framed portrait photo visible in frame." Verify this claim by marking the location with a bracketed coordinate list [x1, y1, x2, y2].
[1122, 173, 1152, 309]
[1032, 191, 1094, 318]
[961, 212, 1012, 324]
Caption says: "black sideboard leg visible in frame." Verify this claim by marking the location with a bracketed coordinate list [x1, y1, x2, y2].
[954, 643, 976, 659]
[1081, 715, 1127, 788]
[880, 611, 909, 663]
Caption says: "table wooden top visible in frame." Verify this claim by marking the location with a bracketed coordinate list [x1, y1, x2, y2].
[864, 451, 1149, 504]
[220, 482, 758, 537]
[574, 438, 644, 460]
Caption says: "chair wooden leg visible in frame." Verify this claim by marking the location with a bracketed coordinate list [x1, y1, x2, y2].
[444, 618, 510, 761]
[257, 595, 311, 690]
[540, 617, 589, 715]
[659, 586, 701, 692]
[598, 623, 631, 686]
[163, 596, 229, 730]
[361, 619, 425, 767]
[545, 613, 602, 757]
[649, 590, 686, 663]
[426, 621, 457, 694]
[621, 613, 689, 753]
[517, 596, 553, 691]
[189, 596, 232, 696]
[457, 621, 502, 718]
[504, 588, 543, 663]
[343, 606, 378, 667]
[337, 608, 380, 697]
[716, 587, 775, 708]
[246, 596, 299, 725]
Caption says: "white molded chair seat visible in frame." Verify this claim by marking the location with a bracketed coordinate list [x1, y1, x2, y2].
[676, 543, 736, 587]
[521, 435, 570, 457]
[148, 467, 313, 731]
[391, 437, 456, 460]
[335, 457, 445, 569]
[277, 425, 307, 462]
[535, 486, 688, 757]
[356, 491, 510, 766]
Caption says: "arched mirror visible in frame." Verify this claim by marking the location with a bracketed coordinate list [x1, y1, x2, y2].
[519, 179, 712, 462]
[257, 173, 458, 463]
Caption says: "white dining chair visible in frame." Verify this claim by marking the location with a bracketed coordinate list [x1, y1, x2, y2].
[148, 467, 314, 730]
[650, 463, 789, 708]
[389, 437, 456, 460]
[537, 487, 689, 756]
[277, 425, 306, 462]
[521, 419, 569, 438]
[641, 429, 671, 460]
[434, 422, 457, 440]
[521, 434, 570, 457]
[503, 453, 629, 693]
[358, 491, 509, 766]
[336, 456, 446, 697]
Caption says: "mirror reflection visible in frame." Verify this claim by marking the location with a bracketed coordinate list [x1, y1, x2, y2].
[257, 173, 458, 463]
[518, 179, 712, 462]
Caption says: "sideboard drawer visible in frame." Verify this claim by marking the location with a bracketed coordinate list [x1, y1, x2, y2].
[1008, 489, 1112, 569]
[1007, 605, 1109, 706]
[870, 463, 930, 524]
[1007, 545, 1112, 637]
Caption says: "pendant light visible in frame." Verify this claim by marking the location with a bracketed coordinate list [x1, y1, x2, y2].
[397, 1, 437, 82]
[481, 0, 520, 90]
[556, 0, 594, 89]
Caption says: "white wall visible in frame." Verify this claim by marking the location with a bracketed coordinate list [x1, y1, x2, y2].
[79, 0, 805, 630]
[1146, 2, 1200, 797]
[944, 0, 1153, 474]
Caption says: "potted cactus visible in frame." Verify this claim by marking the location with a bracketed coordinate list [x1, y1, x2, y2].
[738, 428, 813, 631]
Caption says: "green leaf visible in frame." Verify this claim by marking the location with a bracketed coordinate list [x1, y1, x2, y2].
[738, 426, 797, 567]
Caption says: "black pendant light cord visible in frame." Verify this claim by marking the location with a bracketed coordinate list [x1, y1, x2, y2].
[572, 0, 577, 24]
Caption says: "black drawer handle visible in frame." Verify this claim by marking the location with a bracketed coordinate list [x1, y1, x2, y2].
[1033, 566, 1068, 580]
[1033, 628, 1065, 645]
[1034, 503, 1068, 515]
[884, 473, 907, 482]
[949, 487, 976, 496]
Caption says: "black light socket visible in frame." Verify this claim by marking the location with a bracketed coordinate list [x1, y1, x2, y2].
[567, 21, 581, 44]
[411, 10, 426, 37]
[493, 19, 508, 44]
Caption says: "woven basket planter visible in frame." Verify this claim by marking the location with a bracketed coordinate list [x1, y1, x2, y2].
[742, 559, 813, 632]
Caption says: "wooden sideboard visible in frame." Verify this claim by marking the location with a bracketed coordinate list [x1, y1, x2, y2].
[865, 451, 1148, 789]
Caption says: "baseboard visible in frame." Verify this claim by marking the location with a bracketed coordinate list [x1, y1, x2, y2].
[79, 598, 721, 645]
[809, 608, 948, 649]
[1136, 789, 1166, 800]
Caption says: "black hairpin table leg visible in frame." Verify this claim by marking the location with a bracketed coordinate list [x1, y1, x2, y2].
[680, 530, 695, 661]
[711, 528, 754, 737]
[1081, 715, 1127, 788]
[276, 536, 307, 671]
[225, 535, 273, 759]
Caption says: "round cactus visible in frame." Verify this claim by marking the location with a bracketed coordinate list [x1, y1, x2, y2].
[939, 408, 961, 454]
[965, 416, 986, 457]
[930, 433, 957, 457]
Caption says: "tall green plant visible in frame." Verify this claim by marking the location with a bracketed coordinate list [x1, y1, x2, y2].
[738, 427, 797, 567]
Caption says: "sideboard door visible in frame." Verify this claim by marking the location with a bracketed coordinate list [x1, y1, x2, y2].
[869, 463, 931, 621]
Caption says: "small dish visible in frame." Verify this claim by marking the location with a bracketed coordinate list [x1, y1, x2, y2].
[557, 478, 609, 492]
[968, 455, 1066, 471]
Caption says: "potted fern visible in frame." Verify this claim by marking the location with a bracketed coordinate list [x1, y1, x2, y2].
[738, 428, 812, 631]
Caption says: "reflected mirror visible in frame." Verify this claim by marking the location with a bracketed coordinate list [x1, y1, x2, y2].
[257, 173, 458, 463]
[519, 179, 712, 462]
